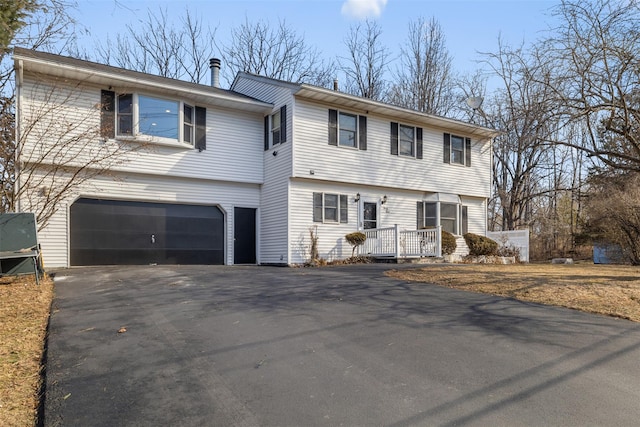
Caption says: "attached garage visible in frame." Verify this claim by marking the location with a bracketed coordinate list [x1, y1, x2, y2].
[70, 198, 225, 266]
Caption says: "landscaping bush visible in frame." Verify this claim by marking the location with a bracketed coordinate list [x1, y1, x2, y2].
[441, 230, 457, 255]
[464, 233, 498, 256]
[345, 231, 367, 257]
[496, 244, 521, 259]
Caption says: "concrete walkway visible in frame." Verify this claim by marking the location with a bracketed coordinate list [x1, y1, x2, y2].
[44, 264, 640, 426]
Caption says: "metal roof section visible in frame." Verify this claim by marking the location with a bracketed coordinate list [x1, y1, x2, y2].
[230, 71, 303, 92]
[13, 48, 273, 114]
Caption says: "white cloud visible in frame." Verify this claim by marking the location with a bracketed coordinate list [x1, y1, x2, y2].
[341, 0, 388, 19]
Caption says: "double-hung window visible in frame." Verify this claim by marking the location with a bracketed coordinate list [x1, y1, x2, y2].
[117, 94, 133, 136]
[313, 192, 348, 224]
[264, 105, 287, 150]
[100, 89, 206, 150]
[183, 104, 194, 144]
[399, 125, 415, 157]
[390, 122, 423, 158]
[339, 112, 357, 148]
[443, 133, 471, 166]
[271, 109, 281, 144]
[328, 109, 367, 150]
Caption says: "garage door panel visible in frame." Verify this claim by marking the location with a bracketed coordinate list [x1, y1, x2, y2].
[70, 199, 224, 266]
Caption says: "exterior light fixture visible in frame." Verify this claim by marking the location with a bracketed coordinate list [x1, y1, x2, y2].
[382, 195, 387, 204]
[355, 193, 360, 202]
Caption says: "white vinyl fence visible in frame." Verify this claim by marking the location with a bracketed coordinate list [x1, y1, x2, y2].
[487, 229, 530, 262]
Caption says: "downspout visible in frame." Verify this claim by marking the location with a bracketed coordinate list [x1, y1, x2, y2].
[488, 136, 494, 235]
[14, 59, 23, 213]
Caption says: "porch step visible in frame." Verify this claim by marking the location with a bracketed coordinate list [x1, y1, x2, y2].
[453, 237, 469, 257]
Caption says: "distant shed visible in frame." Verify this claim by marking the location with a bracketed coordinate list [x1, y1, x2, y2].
[593, 243, 625, 264]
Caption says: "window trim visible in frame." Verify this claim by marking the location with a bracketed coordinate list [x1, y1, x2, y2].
[265, 105, 287, 150]
[111, 92, 201, 148]
[328, 109, 367, 150]
[399, 124, 416, 157]
[313, 192, 349, 224]
[450, 135, 465, 165]
[417, 200, 467, 236]
[338, 111, 358, 148]
[444, 133, 471, 167]
[391, 122, 423, 159]
[271, 109, 281, 146]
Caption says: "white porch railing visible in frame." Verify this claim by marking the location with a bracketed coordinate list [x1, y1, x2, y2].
[361, 225, 442, 258]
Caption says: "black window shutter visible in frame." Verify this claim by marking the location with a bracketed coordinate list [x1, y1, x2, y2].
[264, 116, 270, 150]
[358, 115, 367, 150]
[328, 109, 338, 146]
[417, 202, 424, 229]
[461, 205, 469, 235]
[100, 90, 115, 139]
[280, 105, 287, 143]
[465, 137, 471, 167]
[195, 106, 206, 151]
[443, 133, 451, 163]
[390, 122, 398, 155]
[416, 127, 423, 159]
[313, 193, 323, 222]
[340, 195, 348, 223]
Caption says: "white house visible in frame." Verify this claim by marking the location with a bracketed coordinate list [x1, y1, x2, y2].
[14, 48, 499, 267]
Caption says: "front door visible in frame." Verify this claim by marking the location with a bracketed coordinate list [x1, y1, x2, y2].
[234, 207, 256, 264]
[363, 202, 378, 229]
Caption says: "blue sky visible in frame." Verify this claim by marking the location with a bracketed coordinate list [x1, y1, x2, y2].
[75, 0, 559, 85]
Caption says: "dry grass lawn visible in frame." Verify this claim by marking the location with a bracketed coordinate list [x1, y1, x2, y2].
[1, 263, 640, 426]
[386, 263, 640, 322]
[0, 274, 53, 427]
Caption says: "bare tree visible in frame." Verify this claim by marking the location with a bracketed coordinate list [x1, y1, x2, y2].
[2, 0, 78, 215]
[475, 40, 561, 233]
[541, 0, 640, 171]
[13, 78, 144, 228]
[338, 19, 390, 100]
[95, 7, 217, 84]
[387, 17, 457, 116]
[222, 17, 336, 88]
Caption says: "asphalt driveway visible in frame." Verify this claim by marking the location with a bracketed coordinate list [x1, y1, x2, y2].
[44, 264, 640, 426]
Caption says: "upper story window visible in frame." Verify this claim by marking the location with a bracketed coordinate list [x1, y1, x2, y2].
[328, 109, 367, 150]
[339, 112, 357, 147]
[390, 122, 423, 159]
[100, 89, 206, 150]
[183, 104, 194, 144]
[399, 125, 415, 156]
[264, 105, 287, 150]
[313, 192, 348, 224]
[443, 133, 471, 166]
[272, 109, 281, 143]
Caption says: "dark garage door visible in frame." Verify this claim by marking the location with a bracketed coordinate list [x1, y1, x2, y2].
[70, 198, 224, 265]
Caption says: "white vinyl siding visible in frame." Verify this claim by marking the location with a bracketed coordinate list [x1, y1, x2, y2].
[27, 170, 261, 267]
[232, 77, 296, 264]
[291, 100, 491, 198]
[288, 181, 483, 264]
[20, 78, 265, 185]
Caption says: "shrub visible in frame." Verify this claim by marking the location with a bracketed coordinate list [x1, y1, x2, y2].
[496, 244, 521, 259]
[464, 233, 498, 256]
[345, 231, 367, 257]
[441, 230, 457, 255]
